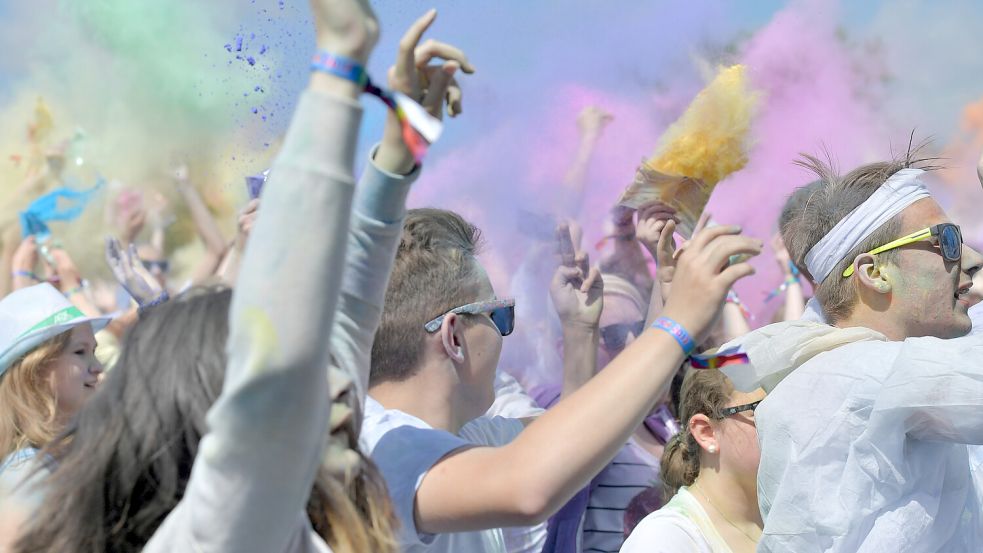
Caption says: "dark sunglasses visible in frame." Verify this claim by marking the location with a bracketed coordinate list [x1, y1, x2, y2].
[716, 400, 761, 419]
[142, 259, 170, 274]
[424, 298, 516, 337]
[842, 223, 962, 278]
[599, 320, 645, 351]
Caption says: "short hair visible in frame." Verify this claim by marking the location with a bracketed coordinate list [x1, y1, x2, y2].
[782, 146, 940, 323]
[778, 180, 823, 279]
[371, 208, 485, 385]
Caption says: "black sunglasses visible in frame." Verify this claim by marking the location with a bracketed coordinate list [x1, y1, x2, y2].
[142, 259, 170, 274]
[599, 320, 645, 351]
[716, 400, 761, 419]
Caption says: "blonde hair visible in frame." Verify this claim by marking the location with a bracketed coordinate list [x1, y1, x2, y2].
[0, 331, 72, 460]
[659, 368, 733, 500]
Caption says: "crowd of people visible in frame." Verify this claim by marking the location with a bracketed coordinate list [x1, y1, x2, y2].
[1, 1, 983, 552]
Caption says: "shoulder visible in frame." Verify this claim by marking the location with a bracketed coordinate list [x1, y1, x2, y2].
[622, 508, 707, 553]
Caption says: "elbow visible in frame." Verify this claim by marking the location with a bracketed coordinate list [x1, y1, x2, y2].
[510, 490, 554, 525]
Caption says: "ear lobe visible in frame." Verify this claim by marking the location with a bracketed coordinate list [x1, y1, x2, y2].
[440, 313, 466, 363]
[688, 414, 717, 454]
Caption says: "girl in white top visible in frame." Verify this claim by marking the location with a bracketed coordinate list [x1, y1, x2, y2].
[622, 369, 764, 553]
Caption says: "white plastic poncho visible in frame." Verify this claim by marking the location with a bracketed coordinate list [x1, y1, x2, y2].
[722, 322, 983, 552]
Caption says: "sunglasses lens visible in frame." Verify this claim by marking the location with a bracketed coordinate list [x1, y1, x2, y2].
[490, 306, 515, 336]
[940, 226, 961, 261]
[600, 326, 627, 351]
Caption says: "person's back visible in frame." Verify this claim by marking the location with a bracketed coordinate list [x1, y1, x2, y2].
[756, 336, 983, 551]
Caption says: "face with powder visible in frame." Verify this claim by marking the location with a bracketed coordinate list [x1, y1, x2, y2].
[862, 198, 982, 339]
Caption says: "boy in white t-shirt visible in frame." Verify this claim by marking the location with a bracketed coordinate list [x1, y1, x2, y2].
[364, 205, 761, 552]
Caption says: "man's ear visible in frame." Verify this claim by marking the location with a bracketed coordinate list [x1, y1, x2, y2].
[853, 253, 892, 295]
[440, 313, 465, 363]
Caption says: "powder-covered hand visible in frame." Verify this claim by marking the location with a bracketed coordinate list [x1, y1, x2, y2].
[310, 0, 378, 65]
[550, 222, 603, 328]
[105, 237, 164, 307]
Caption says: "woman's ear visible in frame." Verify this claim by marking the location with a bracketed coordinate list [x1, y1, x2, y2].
[689, 413, 718, 455]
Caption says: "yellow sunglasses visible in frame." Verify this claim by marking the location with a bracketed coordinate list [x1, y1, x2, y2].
[842, 223, 963, 278]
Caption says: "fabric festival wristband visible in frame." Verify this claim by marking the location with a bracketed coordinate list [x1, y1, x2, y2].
[725, 290, 754, 321]
[689, 346, 750, 369]
[651, 317, 696, 356]
[310, 50, 443, 163]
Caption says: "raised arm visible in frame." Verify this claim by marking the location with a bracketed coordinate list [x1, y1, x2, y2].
[412, 225, 761, 532]
[330, 9, 471, 402]
[144, 1, 378, 550]
[557, 107, 612, 217]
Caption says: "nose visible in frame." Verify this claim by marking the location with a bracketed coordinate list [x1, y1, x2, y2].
[90, 357, 105, 377]
[962, 245, 983, 279]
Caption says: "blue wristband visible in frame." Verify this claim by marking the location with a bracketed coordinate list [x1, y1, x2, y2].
[310, 51, 367, 86]
[651, 316, 696, 356]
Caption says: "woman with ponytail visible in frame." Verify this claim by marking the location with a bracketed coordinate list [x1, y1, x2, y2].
[621, 369, 765, 553]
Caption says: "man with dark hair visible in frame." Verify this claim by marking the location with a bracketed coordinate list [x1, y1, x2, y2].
[723, 153, 983, 552]
[363, 207, 760, 552]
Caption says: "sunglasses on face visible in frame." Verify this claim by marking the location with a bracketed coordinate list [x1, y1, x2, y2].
[141, 259, 170, 274]
[715, 400, 761, 419]
[424, 298, 516, 337]
[599, 320, 645, 351]
[842, 223, 963, 278]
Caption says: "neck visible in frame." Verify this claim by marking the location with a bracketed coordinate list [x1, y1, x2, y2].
[835, 305, 906, 341]
[369, 361, 466, 433]
[692, 468, 762, 528]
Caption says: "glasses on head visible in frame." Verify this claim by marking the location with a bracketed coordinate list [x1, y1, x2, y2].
[424, 298, 516, 337]
[842, 223, 963, 278]
[715, 400, 761, 419]
[142, 259, 170, 274]
[599, 320, 645, 351]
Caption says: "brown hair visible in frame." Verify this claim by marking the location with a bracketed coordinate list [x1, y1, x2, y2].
[371, 208, 485, 385]
[0, 331, 72, 461]
[781, 144, 940, 323]
[660, 368, 733, 500]
[14, 288, 397, 553]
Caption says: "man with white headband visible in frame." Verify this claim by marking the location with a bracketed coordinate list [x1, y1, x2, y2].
[720, 153, 983, 552]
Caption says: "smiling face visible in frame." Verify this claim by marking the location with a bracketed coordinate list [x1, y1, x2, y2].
[44, 324, 104, 420]
[881, 199, 982, 339]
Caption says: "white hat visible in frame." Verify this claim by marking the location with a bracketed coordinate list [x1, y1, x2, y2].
[0, 283, 112, 377]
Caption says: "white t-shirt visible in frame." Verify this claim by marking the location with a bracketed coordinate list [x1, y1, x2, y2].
[621, 487, 732, 553]
[361, 396, 524, 553]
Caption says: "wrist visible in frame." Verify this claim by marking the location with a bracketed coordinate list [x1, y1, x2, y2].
[561, 319, 599, 335]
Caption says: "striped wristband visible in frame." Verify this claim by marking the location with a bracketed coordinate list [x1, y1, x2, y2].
[651, 316, 696, 356]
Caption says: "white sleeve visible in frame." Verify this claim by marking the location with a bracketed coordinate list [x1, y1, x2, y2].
[620, 513, 706, 553]
[458, 415, 524, 446]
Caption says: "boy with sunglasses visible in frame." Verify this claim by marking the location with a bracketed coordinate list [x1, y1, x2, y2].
[721, 158, 983, 552]
[364, 205, 760, 552]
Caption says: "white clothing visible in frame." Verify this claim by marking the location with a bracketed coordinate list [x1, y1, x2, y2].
[621, 487, 731, 553]
[362, 396, 524, 553]
[744, 329, 983, 552]
[484, 370, 548, 553]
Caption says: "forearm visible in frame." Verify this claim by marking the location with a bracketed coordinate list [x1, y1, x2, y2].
[418, 329, 685, 531]
[560, 323, 599, 396]
[558, 133, 600, 216]
[783, 280, 805, 321]
[719, 301, 751, 342]
[175, 182, 228, 256]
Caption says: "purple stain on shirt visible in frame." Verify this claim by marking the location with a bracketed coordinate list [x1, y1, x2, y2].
[260, 44, 268, 55]
[252, 108, 258, 114]
[247, 56, 256, 66]
[278, 0, 284, 8]
[224, 43, 232, 52]
[235, 36, 243, 52]
[254, 86, 264, 93]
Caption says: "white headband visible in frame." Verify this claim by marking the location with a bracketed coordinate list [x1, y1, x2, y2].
[804, 168, 931, 283]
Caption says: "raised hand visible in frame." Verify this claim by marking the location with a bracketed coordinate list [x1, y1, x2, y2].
[661, 225, 762, 343]
[550, 222, 603, 328]
[104, 237, 165, 307]
[577, 106, 614, 139]
[635, 202, 678, 256]
[235, 199, 260, 252]
[309, 0, 379, 64]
